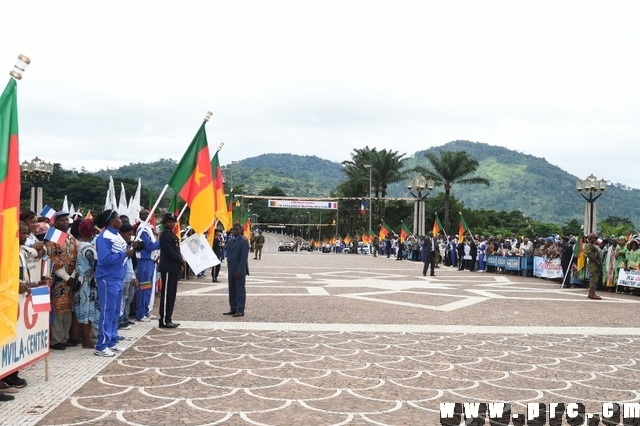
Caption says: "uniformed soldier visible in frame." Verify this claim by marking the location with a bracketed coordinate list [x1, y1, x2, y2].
[584, 232, 602, 300]
[253, 230, 265, 260]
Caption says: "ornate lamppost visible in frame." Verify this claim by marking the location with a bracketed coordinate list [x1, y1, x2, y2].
[406, 175, 435, 236]
[363, 164, 373, 234]
[21, 156, 54, 213]
[576, 174, 607, 234]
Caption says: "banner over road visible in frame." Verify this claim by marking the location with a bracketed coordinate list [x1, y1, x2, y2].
[268, 200, 338, 210]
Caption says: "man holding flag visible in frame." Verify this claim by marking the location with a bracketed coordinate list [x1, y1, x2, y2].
[135, 210, 160, 322]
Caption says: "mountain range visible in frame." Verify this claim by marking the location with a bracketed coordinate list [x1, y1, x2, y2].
[93, 141, 640, 227]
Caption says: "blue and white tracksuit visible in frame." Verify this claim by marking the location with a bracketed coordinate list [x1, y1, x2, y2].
[95, 227, 128, 351]
[135, 225, 160, 320]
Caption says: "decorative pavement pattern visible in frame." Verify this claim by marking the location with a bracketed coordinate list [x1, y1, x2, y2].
[5, 235, 640, 425]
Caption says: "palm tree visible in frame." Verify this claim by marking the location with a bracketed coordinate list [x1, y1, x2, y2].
[341, 147, 407, 224]
[414, 150, 489, 233]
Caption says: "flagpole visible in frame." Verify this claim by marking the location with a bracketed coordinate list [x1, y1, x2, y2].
[132, 184, 170, 242]
[177, 203, 188, 221]
[459, 211, 477, 244]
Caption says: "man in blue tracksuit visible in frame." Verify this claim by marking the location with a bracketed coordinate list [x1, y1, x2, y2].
[135, 210, 160, 322]
[94, 210, 138, 357]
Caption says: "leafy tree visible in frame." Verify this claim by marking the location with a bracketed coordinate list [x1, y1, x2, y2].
[341, 146, 408, 222]
[562, 218, 582, 236]
[412, 150, 489, 234]
[599, 216, 634, 237]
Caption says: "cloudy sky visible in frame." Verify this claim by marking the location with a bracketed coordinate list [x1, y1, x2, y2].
[3, 1, 639, 187]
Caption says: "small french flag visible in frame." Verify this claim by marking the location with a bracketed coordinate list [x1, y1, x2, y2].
[31, 286, 51, 313]
[44, 227, 68, 246]
[360, 198, 367, 215]
[39, 205, 57, 222]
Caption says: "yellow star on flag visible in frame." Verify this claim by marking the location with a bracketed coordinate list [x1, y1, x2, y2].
[193, 165, 205, 186]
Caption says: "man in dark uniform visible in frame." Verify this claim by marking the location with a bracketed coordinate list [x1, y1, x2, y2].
[468, 236, 478, 272]
[211, 229, 223, 282]
[158, 213, 182, 328]
[423, 232, 436, 276]
[253, 230, 265, 260]
[224, 223, 249, 317]
[584, 232, 603, 300]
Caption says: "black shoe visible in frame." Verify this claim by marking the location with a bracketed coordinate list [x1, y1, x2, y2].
[159, 323, 178, 328]
[3, 376, 27, 388]
[64, 340, 78, 347]
[127, 321, 136, 326]
[430, 274, 435, 276]
[0, 393, 15, 401]
[50, 343, 67, 350]
[167, 322, 180, 327]
[232, 312, 244, 317]
[223, 311, 236, 315]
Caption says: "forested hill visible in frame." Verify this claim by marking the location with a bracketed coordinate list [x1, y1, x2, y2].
[232, 154, 343, 196]
[94, 154, 343, 197]
[400, 140, 640, 226]
[92, 143, 640, 226]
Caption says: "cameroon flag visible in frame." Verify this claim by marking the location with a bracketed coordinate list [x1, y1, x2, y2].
[167, 122, 215, 234]
[0, 79, 21, 346]
[433, 214, 444, 235]
[573, 228, 585, 270]
[379, 221, 392, 240]
[344, 234, 352, 245]
[211, 152, 231, 231]
[458, 213, 470, 241]
[400, 222, 411, 243]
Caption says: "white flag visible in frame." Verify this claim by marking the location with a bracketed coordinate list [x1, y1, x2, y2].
[62, 195, 69, 212]
[106, 176, 118, 211]
[129, 178, 142, 222]
[118, 183, 128, 216]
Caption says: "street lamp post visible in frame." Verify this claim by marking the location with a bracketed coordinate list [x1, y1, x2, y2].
[363, 165, 372, 234]
[576, 174, 607, 234]
[308, 212, 312, 241]
[21, 156, 54, 213]
[406, 175, 435, 236]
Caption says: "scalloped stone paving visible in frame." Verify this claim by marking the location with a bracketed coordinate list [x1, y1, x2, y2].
[3, 235, 640, 425]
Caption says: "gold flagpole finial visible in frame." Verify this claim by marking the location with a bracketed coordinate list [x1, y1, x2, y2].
[9, 54, 30, 80]
[217, 142, 224, 152]
[204, 111, 213, 122]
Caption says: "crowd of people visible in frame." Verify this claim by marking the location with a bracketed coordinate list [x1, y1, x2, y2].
[323, 230, 640, 298]
[2, 207, 252, 402]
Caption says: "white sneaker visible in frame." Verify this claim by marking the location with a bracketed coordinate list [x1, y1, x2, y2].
[110, 345, 125, 352]
[94, 347, 115, 357]
[148, 315, 157, 319]
[138, 317, 151, 322]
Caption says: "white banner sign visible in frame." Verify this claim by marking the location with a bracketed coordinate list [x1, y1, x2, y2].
[617, 268, 640, 288]
[180, 234, 220, 275]
[268, 200, 338, 210]
[533, 256, 564, 279]
[1, 294, 50, 377]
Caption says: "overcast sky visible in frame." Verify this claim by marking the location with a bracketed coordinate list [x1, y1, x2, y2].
[3, 1, 639, 188]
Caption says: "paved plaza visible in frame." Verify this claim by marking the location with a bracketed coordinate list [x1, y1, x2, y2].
[5, 233, 640, 425]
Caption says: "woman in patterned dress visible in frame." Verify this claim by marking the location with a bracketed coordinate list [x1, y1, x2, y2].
[72, 219, 98, 348]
